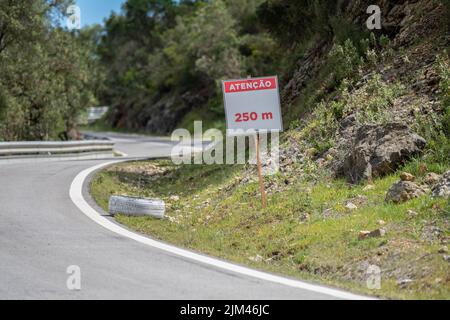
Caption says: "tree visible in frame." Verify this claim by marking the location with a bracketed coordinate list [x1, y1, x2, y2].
[257, 0, 340, 45]
[0, 0, 100, 140]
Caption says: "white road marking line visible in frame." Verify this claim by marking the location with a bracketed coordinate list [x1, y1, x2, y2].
[70, 161, 375, 300]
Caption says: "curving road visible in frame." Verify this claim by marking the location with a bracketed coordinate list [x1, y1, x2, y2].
[0, 132, 367, 299]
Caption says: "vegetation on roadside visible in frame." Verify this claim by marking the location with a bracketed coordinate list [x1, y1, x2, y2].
[2, 0, 447, 300]
[97, 0, 281, 134]
[0, 1, 103, 141]
[90, 0, 449, 300]
[91, 159, 449, 299]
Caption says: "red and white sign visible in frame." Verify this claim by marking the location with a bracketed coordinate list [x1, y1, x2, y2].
[222, 76, 283, 134]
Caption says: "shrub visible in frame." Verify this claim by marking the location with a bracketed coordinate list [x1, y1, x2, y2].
[328, 39, 363, 84]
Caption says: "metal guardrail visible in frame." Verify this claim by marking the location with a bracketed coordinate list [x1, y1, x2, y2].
[87, 106, 109, 124]
[0, 140, 115, 161]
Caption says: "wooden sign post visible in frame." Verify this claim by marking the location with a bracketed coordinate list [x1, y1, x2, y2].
[254, 133, 267, 208]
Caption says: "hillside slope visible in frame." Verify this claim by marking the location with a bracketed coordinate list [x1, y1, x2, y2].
[279, 0, 449, 174]
[90, 0, 449, 299]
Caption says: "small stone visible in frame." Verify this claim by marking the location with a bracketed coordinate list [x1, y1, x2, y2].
[443, 255, 450, 262]
[167, 216, 179, 224]
[358, 231, 371, 240]
[397, 279, 414, 287]
[363, 184, 375, 191]
[407, 209, 418, 217]
[269, 251, 282, 261]
[359, 228, 386, 240]
[369, 228, 386, 238]
[438, 246, 448, 254]
[299, 212, 310, 222]
[345, 202, 358, 210]
[169, 195, 180, 201]
[377, 220, 386, 226]
[249, 255, 263, 262]
[400, 172, 415, 182]
[423, 172, 441, 186]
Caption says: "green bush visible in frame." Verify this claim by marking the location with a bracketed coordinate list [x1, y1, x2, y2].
[328, 39, 363, 84]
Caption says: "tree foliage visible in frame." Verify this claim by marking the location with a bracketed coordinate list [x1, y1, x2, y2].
[0, 0, 350, 138]
[0, 0, 101, 140]
[4, 0, 428, 138]
[97, 0, 281, 133]
[257, 0, 341, 45]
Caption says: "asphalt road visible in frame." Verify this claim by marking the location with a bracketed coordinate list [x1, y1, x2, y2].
[0, 132, 364, 299]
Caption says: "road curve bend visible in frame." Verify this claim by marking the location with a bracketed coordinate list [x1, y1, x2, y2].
[0, 133, 372, 299]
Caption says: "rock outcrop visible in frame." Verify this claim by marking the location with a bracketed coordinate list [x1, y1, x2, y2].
[431, 171, 450, 198]
[338, 123, 426, 183]
[385, 181, 428, 203]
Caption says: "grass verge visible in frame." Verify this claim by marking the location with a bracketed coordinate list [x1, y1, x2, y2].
[90, 159, 449, 299]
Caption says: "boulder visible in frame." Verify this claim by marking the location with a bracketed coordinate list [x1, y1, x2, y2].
[385, 180, 428, 203]
[438, 246, 448, 254]
[339, 123, 426, 183]
[431, 171, 450, 198]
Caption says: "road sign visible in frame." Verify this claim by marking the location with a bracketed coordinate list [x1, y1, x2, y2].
[222, 76, 283, 134]
[222, 76, 283, 208]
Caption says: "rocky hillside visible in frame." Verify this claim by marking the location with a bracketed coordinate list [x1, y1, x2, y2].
[90, 0, 449, 299]
[275, 0, 449, 185]
[94, 1, 449, 141]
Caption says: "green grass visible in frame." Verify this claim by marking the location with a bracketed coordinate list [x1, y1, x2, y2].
[90, 159, 450, 300]
[87, 37, 450, 300]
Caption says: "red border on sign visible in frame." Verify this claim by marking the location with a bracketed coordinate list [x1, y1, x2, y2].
[224, 77, 277, 93]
